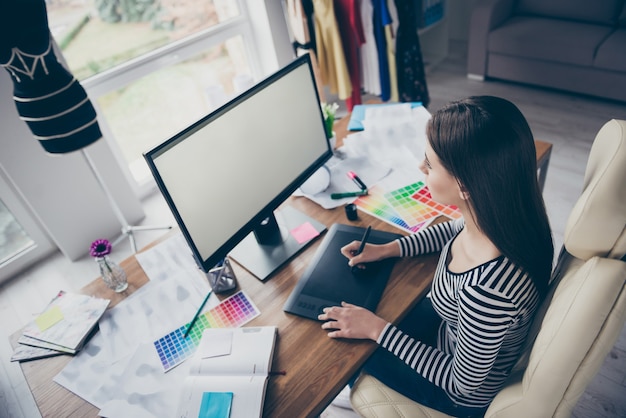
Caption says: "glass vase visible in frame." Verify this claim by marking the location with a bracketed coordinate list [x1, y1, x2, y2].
[95, 255, 128, 292]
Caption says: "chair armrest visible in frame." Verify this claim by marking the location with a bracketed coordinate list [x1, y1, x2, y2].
[467, 0, 516, 77]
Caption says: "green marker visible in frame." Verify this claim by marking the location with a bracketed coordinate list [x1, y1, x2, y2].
[330, 190, 369, 199]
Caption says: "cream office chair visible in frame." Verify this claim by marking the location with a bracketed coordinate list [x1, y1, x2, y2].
[350, 119, 626, 418]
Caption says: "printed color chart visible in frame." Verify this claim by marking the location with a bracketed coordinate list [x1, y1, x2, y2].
[355, 185, 422, 233]
[412, 184, 462, 220]
[355, 181, 462, 234]
[384, 182, 440, 229]
[153, 290, 260, 372]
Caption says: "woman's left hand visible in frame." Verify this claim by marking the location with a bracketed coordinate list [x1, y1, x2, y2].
[318, 302, 388, 341]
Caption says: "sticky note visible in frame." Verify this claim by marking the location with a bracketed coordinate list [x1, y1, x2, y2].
[199, 330, 233, 359]
[290, 222, 320, 244]
[35, 305, 64, 331]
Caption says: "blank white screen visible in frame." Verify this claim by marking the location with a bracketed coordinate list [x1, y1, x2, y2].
[150, 60, 328, 264]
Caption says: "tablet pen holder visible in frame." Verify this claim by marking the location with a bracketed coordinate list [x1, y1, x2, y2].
[206, 258, 237, 293]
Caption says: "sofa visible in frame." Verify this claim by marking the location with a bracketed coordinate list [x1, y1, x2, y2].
[467, 0, 626, 103]
[349, 119, 626, 417]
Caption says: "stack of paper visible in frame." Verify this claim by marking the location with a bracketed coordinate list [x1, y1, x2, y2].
[11, 290, 110, 362]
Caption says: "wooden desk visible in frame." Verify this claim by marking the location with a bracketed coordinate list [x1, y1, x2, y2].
[12, 120, 553, 418]
[11, 198, 437, 418]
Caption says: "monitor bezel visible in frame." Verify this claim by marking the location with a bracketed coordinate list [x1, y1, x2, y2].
[143, 54, 332, 274]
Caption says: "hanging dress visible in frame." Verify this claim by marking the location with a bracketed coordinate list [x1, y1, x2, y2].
[394, 0, 430, 107]
[371, 0, 392, 102]
[360, 0, 381, 96]
[0, 0, 102, 154]
[335, 0, 366, 111]
[312, 0, 352, 100]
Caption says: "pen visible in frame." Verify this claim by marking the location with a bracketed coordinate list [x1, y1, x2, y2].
[330, 190, 369, 199]
[353, 226, 372, 256]
[351, 226, 371, 274]
[184, 289, 213, 338]
[347, 171, 368, 191]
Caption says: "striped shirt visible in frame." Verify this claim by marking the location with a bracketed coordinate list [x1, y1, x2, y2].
[378, 218, 539, 408]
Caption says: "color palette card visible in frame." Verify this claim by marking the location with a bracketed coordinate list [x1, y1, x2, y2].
[355, 181, 462, 234]
[153, 290, 260, 372]
[384, 182, 441, 229]
[355, 184, 427, 233]
[411, 184, 462, 220]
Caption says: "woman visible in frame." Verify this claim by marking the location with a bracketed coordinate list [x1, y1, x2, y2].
[319, 96, 553, 417]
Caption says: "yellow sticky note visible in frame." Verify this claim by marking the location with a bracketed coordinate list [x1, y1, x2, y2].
[35, 305, 64, 331]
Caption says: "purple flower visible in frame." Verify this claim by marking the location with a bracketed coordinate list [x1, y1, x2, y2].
[90, 239, 112, 257]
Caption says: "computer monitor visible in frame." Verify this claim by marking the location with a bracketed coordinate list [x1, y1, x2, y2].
[144, 55, 331, 282]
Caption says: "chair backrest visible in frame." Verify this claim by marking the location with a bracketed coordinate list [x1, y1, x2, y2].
[564, 119, 626, 261]
[486, 119, 626, 417]
[487, 255, 626, 417]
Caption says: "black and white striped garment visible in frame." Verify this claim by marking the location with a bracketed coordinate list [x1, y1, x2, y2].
[2, 40, 102, 154]
[378, 218, 540, 408]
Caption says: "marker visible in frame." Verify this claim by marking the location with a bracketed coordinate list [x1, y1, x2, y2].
[347, 171, 368, 191]
[330, 190, 368, 199]
[184, 289, 213, 338]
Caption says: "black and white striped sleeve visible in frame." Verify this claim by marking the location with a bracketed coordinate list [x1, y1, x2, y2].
[377, 281, 517, 398]
[396, 218, 464, 257]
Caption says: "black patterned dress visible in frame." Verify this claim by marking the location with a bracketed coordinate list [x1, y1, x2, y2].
[1, 0, 102, 154]
[394, 0, 430, 107]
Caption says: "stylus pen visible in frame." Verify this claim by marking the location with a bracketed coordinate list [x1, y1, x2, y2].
[330, 190, 369, 199]
[184, 289, 213, 338]
[354, 226, 372, 256]
[347, 171, 368, 191]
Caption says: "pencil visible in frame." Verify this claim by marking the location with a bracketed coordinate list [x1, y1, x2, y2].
[184, 289, 213, 338]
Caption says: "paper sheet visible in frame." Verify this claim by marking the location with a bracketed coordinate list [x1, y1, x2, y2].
[297, 105, 431, 210]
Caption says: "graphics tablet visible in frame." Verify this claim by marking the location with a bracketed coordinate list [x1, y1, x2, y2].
[283, 224, 402, 320]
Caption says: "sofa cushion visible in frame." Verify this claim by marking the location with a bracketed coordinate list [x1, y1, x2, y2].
[516, 0, 623, 26]
[489, 17, 614, 67]
[595, 29, 626, 71]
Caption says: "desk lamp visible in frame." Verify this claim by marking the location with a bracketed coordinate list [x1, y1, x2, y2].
[1, 0, 170, 252]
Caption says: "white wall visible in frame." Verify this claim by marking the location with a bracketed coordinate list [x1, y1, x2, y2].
[0, 71, 144, 261]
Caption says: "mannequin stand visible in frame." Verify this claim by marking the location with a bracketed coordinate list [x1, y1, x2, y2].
[81, 149, 171, 253]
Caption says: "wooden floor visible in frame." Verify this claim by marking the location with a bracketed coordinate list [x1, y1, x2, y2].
[2, 40, 625, 418]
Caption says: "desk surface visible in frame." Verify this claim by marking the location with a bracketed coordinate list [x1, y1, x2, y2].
[12, 121, 553, 418]
[12, 198, 438, 418]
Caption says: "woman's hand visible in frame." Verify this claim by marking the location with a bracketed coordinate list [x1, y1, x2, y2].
[340, 241, 400, 267]
[318, 302, 388, 341]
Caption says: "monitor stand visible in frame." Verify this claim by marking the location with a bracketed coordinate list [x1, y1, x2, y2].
[228, 205, 326, 281]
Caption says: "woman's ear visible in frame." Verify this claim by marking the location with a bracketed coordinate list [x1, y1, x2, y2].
[457, 183, 469, 201]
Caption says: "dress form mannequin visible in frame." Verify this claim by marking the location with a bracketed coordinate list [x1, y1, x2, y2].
[1, 0, 171, 252]
[0, 0, 101, 153]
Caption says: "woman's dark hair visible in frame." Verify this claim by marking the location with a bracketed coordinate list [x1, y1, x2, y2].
[427, 96, 554, 295]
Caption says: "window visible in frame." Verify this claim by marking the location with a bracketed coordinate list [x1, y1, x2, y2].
[0, 174, 53, 283]
[46, 0, 278, 195]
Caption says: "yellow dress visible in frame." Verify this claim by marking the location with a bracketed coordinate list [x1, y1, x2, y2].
[312, 0, 352, 100]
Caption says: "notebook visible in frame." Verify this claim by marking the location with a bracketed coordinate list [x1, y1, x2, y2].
[283, 224, 402, 320]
